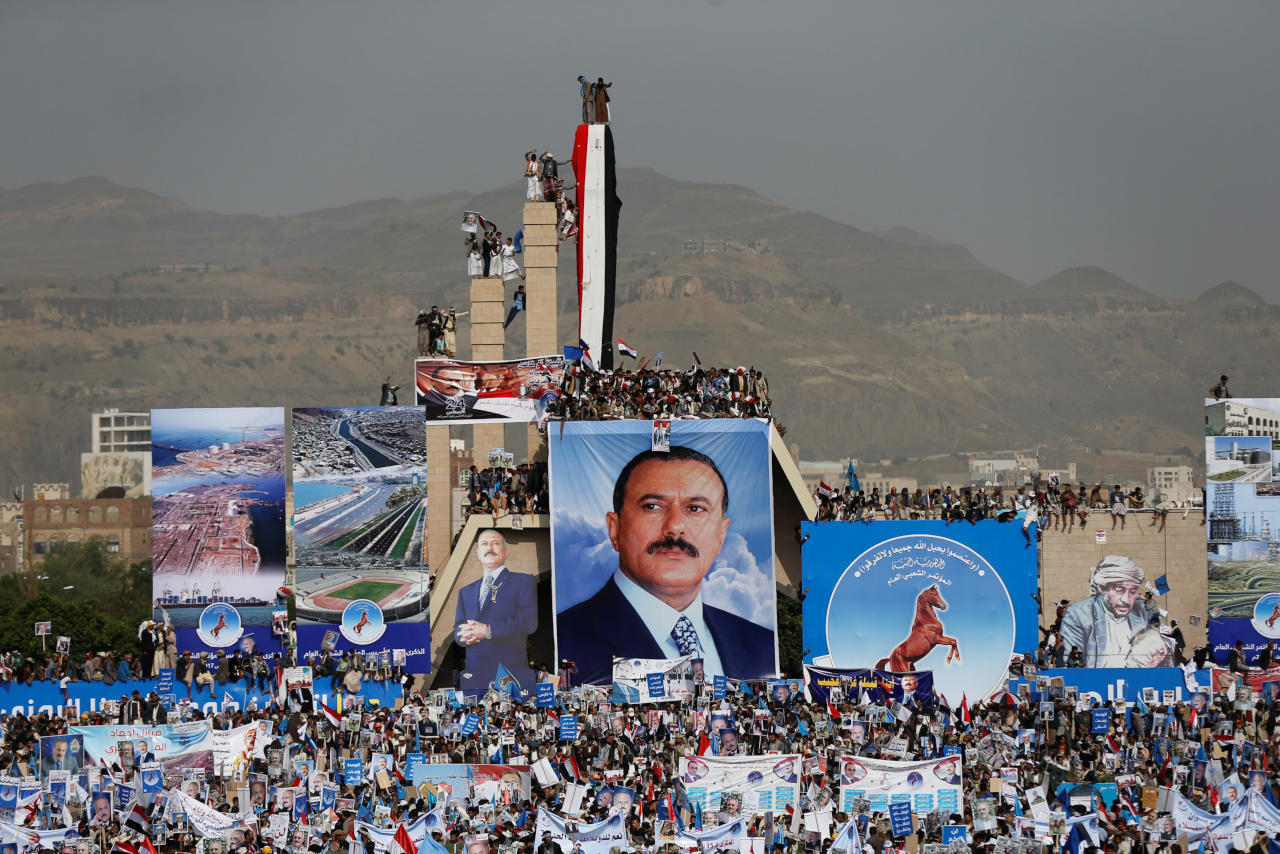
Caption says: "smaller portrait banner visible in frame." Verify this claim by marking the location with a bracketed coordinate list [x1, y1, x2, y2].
[611, 656, 695, 704]
[415, 356, 565, 424]
[838, 755, 963, 816]
[803, 665, 935, 708]
[678, 754, 800, 815]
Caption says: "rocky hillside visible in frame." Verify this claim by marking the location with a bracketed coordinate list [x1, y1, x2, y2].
[1, 172, 1275, 489]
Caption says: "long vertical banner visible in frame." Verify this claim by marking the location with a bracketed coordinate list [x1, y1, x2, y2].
[151, 408, 287, 656]
[291, 407, 431, 673]
[802, 521, 1038, 704]
[1204, 397, 1280, 663]
[572, 123, 620, 371]
[550, 419, 778, 685]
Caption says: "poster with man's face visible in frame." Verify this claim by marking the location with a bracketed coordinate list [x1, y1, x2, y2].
[551, 419, 777, 685]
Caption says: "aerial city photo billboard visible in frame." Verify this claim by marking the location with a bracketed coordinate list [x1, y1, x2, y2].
[1205, 397, 1280, 661]
[150, 408, 287, 656]
[291, 407, 431, 673]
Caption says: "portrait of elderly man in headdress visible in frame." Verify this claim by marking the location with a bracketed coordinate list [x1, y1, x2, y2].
[1059, 555, 1168, 667]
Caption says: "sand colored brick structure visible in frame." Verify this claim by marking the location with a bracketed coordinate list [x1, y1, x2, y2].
[522, 202, 559, 461]
[1040, 510, 1208, 649]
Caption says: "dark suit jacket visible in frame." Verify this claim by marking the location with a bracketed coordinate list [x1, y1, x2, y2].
[556, 577, 775, 685]
[456, 568, 537, 690]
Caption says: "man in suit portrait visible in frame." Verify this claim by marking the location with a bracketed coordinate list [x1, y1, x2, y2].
[557, 446, 775, 684]
[455, 529, 537, 690]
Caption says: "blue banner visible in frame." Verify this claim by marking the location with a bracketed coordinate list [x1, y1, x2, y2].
[156, 669, 175, 696]
[560, 715, 579, 741]
[802, 521, 1038, 706]
[646, 673, 666, 699]
[344, 758, 363, 783]
[0, 677, 401, 719]
[888, 802, 914, 837]
[803, 665, 935, 708]
[942, 827, 968, 844]
[713, 676, 727, 699]
[1208, 618, 1273, 666]
[535, 683, 555, 707]
[1022, 667, 1191, 706]
[460, 714, 481, 736]
[1091, 709, 1110, 733]
[297, 625, 430, 675]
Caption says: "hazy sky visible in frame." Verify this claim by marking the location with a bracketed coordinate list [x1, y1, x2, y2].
[3, 0, 1276, 298]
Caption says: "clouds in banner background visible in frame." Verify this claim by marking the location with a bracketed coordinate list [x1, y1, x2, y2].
[549, 420, 775, 629]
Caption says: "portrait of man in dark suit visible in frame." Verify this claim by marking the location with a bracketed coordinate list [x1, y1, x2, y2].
[455, 529, 537, 690]
[556, 445, 775, 684]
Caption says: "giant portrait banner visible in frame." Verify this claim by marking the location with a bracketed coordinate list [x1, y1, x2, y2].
[1204, 397, 1280, 665]
[415, 356, 564, 424]
[802, 522, 1037, 706]
[151, 408, 287, 656]
[802, 665, 935, 708]
[679, 754, 800, 815]
[837, 755, 963, 816]
[534, 810, 629, 854]
[550, 419, 777, 685]
[291, 406, 430, 672]
[611, 655, 697, 704]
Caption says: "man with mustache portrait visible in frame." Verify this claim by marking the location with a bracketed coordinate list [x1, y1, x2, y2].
[556, 445, 774, 684]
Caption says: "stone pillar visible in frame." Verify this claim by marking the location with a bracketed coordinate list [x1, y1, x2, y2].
[425, 424, 452, 573]
[470, 277, 507, 460]
[522, 202, 560, 461]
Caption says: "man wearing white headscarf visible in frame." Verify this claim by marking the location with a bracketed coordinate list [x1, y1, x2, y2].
[1059, 555, 1157, 667]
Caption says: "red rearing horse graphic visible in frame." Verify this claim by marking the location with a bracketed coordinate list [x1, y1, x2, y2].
[875, 584, 961, 672]
[1267, 604, 1280, 630]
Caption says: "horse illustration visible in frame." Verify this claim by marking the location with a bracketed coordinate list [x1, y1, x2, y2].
[1267, 603, 1280, 630]
[875, 584, 961, 671]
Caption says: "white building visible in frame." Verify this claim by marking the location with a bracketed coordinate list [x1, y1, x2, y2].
[91, 409, 151, 454]
[1206, 400, 1280, 440]
[1148, 465, 1197, 506]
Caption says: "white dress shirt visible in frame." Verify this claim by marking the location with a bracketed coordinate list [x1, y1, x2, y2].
[611, 568, 724, 677]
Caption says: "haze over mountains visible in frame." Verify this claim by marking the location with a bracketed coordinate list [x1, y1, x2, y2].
[1, 170, 1276, 489]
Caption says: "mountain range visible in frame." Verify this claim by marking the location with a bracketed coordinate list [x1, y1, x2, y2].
[1, 169, 1276, 491]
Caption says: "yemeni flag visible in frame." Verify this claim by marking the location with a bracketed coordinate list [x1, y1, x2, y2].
[124, 802, 150, 835]
[578, 339, 598, 372]
[697, 731, 711, 756]
[817, 482, 836, 499]
[959, 694, 972, 725]
[391, 823, 419, 854]
[617, 339, 638, 359]
[319, 702, 342, 728]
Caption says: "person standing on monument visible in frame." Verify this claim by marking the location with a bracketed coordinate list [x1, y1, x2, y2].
[593, 78, 613, 123]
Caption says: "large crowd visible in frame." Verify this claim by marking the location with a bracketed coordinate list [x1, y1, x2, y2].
[814, 483, 1185, 537]
[551, 366, 772, 422]
[3, 644, 1279, 854]
[463, 463, 550, 522]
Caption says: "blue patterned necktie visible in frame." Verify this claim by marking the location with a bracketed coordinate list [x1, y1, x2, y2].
[478, 573, 492, 608]
[671, 615, 701, 656]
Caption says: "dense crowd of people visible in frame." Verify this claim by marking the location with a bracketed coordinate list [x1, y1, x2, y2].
[463, 462, 550, 520]
[3, 646, 1278, 854]
[551, 366, 772, 422]
[814, 483, 1182, 539]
